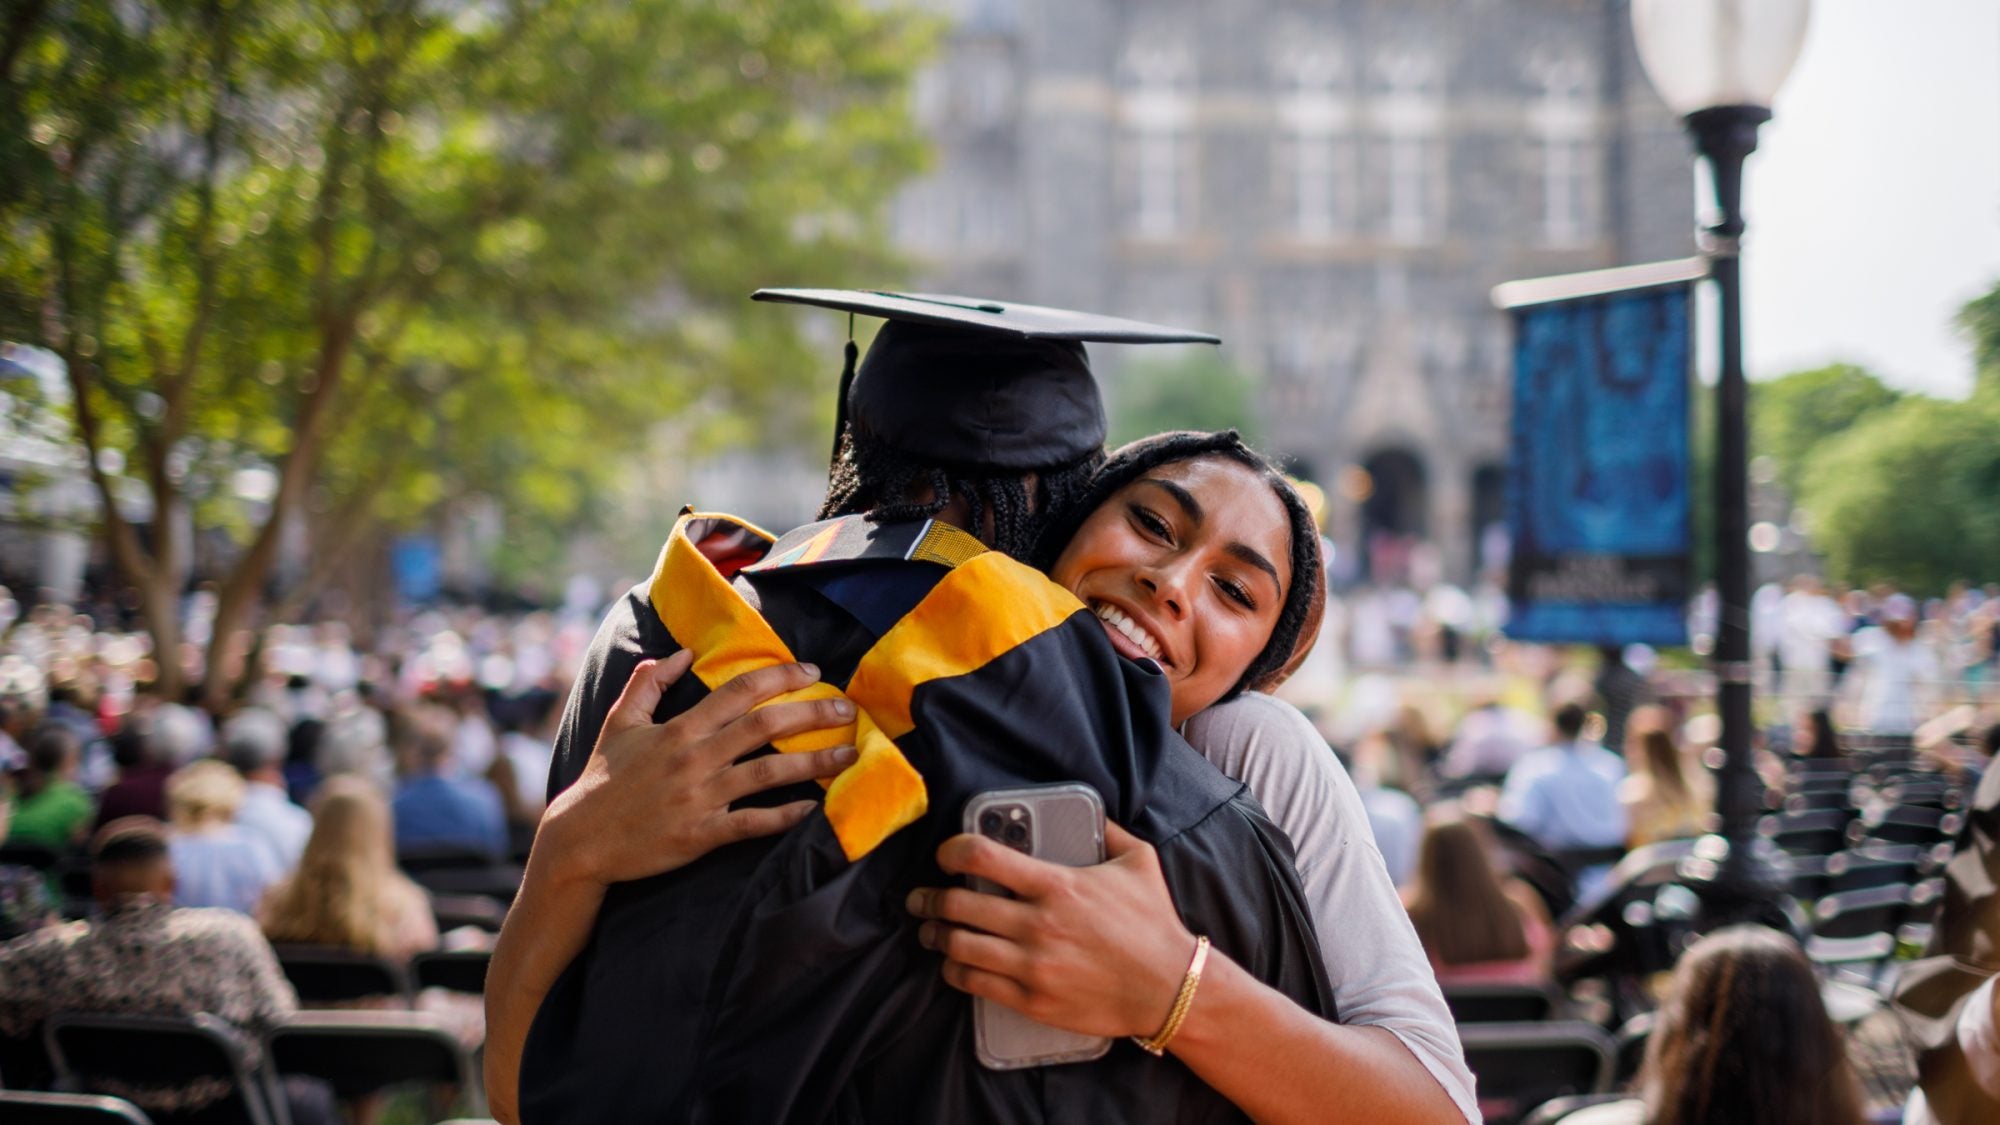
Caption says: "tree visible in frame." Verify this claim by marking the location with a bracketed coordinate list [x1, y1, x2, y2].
[1750, 363, 1902, 492]
[1106, 350, 1262, 448]
[1796, 389, 2000, 594]
[0, 0, 930, 700]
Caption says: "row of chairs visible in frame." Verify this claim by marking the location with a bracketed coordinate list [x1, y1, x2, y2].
[13, 1009, 481, 1125]
[274, 947, 489, 1004]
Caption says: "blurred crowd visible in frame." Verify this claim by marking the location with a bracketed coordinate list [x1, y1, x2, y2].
[2, 567, 1999, 1121]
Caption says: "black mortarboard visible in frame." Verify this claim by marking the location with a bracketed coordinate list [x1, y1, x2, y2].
[753, 289, 1221, 471]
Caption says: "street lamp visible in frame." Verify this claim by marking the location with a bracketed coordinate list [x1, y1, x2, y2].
[1631, 0, 1810, 929]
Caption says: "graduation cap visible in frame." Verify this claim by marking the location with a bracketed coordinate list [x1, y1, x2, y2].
[753, 288, 1221, 471]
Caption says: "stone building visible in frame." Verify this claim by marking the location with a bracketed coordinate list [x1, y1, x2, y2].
[893, 0, 1693, 583]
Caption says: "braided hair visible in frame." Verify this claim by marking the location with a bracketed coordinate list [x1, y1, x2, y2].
[1034, 429, 1325, 700]
[817, 425, 1104, 563]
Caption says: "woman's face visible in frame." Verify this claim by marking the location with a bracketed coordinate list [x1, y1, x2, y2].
[1051, 456, 1292, 725]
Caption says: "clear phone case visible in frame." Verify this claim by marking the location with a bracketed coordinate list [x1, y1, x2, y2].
[961, 783, 1111, 1070]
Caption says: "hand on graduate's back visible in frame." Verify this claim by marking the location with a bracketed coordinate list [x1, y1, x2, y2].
[907, 821, 1198, 1040]
[539, 651, 858, 887]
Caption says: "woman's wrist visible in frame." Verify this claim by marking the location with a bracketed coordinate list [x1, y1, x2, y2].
[1132, 928, 1202, 1038]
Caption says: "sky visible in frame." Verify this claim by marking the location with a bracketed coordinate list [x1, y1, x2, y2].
[1741, 0, 2000, 396]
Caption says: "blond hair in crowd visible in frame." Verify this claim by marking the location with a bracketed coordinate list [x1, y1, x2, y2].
[259, 775, 436, 961]
[165, 759, 246, 830]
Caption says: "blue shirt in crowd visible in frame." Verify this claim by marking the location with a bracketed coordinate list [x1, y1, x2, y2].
[1497, 738, 1629, 851]
[169, 825, 286, 916]
[391, 773, 507, 856]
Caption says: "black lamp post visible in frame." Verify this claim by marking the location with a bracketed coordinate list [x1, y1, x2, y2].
[1632, 0, 1811, 928]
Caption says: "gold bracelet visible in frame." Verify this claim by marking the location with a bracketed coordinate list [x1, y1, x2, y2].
[1132, 934, 1210, 1057]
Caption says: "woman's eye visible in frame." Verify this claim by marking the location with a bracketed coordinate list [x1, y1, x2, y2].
[1131, 506, 1171, 540]
[1216, 577, 1256, 611]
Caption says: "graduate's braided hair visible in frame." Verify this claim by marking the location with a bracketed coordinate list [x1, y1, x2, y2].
[1033, 430, 1326, 700]
[817, 426, 1104, 563]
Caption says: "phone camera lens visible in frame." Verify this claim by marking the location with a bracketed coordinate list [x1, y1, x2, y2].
[1002, 821, 1030, 846]
[978, 811, 1004, 836]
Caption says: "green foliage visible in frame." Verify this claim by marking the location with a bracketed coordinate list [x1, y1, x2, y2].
[1796, 387, 2000, 594]
[1107, 351, 1263, 448]
[0, 0, 932, 682]
[1960, 278, 2000, 390]
[1750, 364, 1902, 492]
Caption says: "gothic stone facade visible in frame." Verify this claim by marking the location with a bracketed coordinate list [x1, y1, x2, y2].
[894, 0, 1692, 582]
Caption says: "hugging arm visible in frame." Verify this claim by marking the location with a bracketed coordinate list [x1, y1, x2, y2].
[910, 824, 1464, 1125]
[483, 654, 856, 1124]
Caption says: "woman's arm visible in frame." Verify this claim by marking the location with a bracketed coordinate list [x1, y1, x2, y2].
[909, 825, 1463, 1124]
[484, 653, 856, 1124]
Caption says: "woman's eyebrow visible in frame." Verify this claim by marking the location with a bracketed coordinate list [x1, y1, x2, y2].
[1140, 478, 1203, 525]
[1227, 542, 1283, 595]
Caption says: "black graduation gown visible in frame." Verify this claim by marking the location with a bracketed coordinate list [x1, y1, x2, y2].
[522, 513, 1334, 1124]
[1894, 764, 2000, 1124]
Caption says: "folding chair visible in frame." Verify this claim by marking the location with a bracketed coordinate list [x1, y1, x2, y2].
[395, 845, 498, 877]
[1458, 1020, 1614, 1125]
[1761, 810, 1848, 857]
[0, 1091, 154, 1124]
[1520, 1093, 1631, 1125]
[44, 1012, 288, 1125]
[1, 1024, 57, 1091]
[1854, 806, 1961, 850]
[272, 945, 409, 1005]
[266, 1012, 481, 1118]
[1823, 851, 1917, 895]
[430, 894, 506, 934]
[1612, 1010, 1654, 1085]
[1441, 982, 1560, 1023]
[411, 950, 490, 996]
[408, 865, 522, 904]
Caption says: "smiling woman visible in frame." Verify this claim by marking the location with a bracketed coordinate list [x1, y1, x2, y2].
[1041, 429, 1324, 725]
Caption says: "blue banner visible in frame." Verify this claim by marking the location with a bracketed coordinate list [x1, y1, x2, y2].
[391, 535, 442, 605]
[1504, 282, 1692, 647]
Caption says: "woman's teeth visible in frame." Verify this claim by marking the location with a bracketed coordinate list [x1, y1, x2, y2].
[1093, 603, 1163, 662]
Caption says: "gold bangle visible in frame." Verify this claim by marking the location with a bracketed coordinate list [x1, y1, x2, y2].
[1132, 934, 1210, 1057]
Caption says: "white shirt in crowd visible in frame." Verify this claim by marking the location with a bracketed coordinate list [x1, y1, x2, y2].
[1851, 628, 1941, 736]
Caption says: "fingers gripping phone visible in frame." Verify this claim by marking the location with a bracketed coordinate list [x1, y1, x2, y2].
[961, 783, 1111, 1070]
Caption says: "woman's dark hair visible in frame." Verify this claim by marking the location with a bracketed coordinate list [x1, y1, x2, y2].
[1641, 924, 1864, 1125]
[1404, 808, 1531, 966]
[1799, 708, 1841, 760]
[17, 725, 80, 801]
[1034, 429, 1324, 698]
[817, 426, 1104, 563]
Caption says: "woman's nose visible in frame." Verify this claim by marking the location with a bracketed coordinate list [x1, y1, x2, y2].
[1137, 568, 1188, 620]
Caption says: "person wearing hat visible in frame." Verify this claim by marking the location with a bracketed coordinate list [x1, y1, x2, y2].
[491, 292, 1358, 1123]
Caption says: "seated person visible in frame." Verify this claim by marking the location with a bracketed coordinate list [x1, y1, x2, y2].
[0, 817, 335, 1125]
[390, 703, 507, 857]
[92, 718, 175, 829]
[1500, 700, 1627, 896]
[0, 776, 56, 940]
[1401, 806, 1553, 987]
[6, 726, 93, 847]
[165, 759, 286, 915]
[223, 707, 314, 870]
[1559, 925, 1862, 1125]
[1617, 706, 1711, 848]
[262, 775, 438, 963]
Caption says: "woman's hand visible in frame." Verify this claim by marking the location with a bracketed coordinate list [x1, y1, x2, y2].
[539, 650, 858, 888]
[906, 820, 1197, 1040]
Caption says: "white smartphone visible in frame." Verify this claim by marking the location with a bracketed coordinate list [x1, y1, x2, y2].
[960, 783, 1111, 1070]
